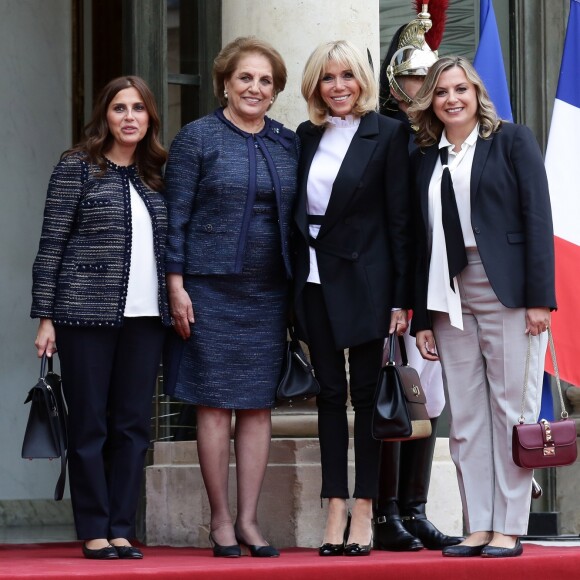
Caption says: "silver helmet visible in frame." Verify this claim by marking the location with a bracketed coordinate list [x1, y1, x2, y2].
[386, 3, 439, 105]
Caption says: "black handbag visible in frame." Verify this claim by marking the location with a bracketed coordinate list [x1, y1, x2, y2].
[21, 355, 68, 500]
[372, 332, 432, 441]
[276, 327, 320, 406]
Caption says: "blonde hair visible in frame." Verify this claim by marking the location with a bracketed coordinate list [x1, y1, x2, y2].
[213, 36, 287, 108]
[408, 55, 502, 148]
[301, 40, 378, 126]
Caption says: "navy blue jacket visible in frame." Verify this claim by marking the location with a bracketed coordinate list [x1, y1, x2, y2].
[164, 110, 299, 277]
[411, 122, 556, 332]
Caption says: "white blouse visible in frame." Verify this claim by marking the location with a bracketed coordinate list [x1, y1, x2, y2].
[124, 181, 160, 317]
[427, 124, 479, 330]
[306, 115, 360, 284]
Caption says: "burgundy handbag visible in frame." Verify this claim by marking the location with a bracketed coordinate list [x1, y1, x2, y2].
[512, 329, 578, 469]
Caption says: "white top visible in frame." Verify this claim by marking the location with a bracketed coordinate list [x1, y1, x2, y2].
[124, 181, 160, 317]
[306, 115, 360, 284]
[426, 124, 479, 330]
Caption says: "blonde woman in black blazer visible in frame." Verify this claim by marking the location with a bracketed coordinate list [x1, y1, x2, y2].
[408, 56, 555, 558]
[293, 40, 413, 557]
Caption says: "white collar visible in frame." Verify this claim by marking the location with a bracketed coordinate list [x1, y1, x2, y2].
[439, 123, 479, 153]
[325, 115, 360, 128]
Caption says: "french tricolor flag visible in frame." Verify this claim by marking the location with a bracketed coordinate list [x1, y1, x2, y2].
[544, 0, 580, 387]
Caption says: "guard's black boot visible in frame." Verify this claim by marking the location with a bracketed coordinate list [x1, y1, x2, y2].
[374, 442, 423, 551]
[399, 418, 464, 550]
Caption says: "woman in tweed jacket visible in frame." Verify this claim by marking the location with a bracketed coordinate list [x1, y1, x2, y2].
[31, 76, 169, 560]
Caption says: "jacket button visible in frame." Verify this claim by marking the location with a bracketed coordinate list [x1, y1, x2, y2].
[474, 227, 481, 234]
[206, 224, 213, 232]
[351, 252, 359, 260]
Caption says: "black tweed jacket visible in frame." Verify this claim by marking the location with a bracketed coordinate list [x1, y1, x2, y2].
[31, 153, 170, 327]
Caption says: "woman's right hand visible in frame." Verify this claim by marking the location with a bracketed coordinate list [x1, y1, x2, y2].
[416, 330, 439, 361]
[167, 273, 195, 339]
[35, 318, 56, 358]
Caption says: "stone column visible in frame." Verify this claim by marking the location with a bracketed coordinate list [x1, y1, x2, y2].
[222, 0, 380, 131]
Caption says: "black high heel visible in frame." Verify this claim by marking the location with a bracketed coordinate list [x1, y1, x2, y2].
[344, 537, 373, 556]
[209, 533, 241, 558]
[344, 512, 373, 556]
[235, 533, 280, 558]
[319, 511, 351, 556]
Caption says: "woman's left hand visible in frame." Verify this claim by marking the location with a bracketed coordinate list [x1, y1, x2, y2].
[389, 309, 408, 336]
[525, 307, 551, 336]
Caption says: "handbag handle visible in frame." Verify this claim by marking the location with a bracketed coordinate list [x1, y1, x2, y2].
[287, 325, 299, 344]
[519, 327, 568, 424]
[387, 325, 408, 367]
[40, 354, 54, 379]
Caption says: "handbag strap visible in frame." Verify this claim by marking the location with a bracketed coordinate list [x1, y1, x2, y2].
[287, 325, 298, 343]
[518, 327, 568, 424]
[39, 354, 55, 378]
[387, 325, 408, 366]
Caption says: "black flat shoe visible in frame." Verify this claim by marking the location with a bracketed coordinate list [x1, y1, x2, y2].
[374, 515, 423, 551]
[481, 539, 523, 558]
[82, 543, 119, 560]
[209, 533, 241, 558]
[235, 534, 279, 558]
[402, 515, 464, 550]
[113, 545, 143, 559]
[442, 543, 488, 557]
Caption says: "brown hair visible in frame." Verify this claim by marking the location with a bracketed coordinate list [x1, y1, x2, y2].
[408, 55, 502, 148]
[213, 37, 288, 107]
[301, 40, 378, 126]
[64, 76, 166, 191]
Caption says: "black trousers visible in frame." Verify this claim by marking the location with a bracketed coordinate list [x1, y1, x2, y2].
[303, 284, 383, 499]
[56, 317, 165, 540]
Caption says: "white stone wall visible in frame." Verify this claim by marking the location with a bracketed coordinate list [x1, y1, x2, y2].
[0, 0, 72, 507]
[222, 0, 380, 131]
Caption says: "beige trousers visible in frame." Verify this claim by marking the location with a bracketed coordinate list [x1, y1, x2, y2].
[432, 250, 547, 535]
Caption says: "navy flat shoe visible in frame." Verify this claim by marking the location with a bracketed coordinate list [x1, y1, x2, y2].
[442, 543, 488, 557]
[481, 539, 523, 558]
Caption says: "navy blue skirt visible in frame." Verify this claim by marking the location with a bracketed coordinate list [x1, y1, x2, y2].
[171, 205, 288, 409]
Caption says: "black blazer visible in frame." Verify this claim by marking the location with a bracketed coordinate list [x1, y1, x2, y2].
[411, 122, 556, 333]
[293, 111, 413, 349]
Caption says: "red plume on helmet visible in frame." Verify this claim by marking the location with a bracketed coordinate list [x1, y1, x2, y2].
[414, 0, 448, 50]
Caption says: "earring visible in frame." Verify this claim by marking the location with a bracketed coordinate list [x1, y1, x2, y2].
[224, 89, 228, 99]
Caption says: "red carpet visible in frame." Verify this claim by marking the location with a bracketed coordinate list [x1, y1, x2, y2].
[1, 542, 579, 580]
